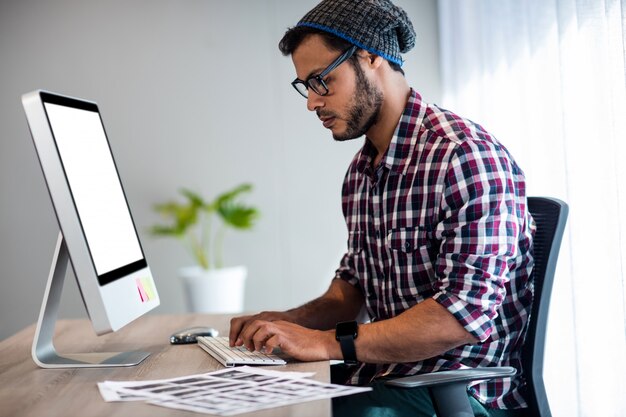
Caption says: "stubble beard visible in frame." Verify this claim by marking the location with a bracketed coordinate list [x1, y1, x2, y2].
[332, 64, 384, 142]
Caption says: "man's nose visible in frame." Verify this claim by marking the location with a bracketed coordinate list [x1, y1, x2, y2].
[306, 92, 324, 112]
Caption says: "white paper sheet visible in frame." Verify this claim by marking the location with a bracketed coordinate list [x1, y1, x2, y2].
[98, 366, 371, 416]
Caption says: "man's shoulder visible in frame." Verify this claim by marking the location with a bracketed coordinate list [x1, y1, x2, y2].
[421, 103, 495, 147]
[417, 102, 519, 169]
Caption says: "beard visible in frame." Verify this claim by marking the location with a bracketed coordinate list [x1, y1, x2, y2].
[325, 63, 384, 142]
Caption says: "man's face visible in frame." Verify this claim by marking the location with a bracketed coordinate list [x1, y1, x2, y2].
[291, 35, 383, 141]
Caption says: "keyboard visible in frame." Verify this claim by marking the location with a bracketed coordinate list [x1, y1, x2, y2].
[197, 336, 287, 367]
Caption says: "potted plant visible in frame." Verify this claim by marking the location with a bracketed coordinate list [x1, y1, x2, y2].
[151, 183, 259, 313]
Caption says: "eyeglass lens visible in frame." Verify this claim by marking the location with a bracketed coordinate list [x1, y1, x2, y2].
[292, 45, 357, 98]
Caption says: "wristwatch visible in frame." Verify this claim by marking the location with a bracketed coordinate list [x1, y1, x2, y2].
[335, 321, 359, 365]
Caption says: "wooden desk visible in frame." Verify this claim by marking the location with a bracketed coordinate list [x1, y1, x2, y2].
[0, 314, 331, 417]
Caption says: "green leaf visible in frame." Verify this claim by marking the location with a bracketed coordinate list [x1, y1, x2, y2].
[219, 205, 259, 229]
[180, 189, 205, 208]
[152, 193, 201, 236]
[214, 184, 258, 230]
[215, 183, 253, 206]
[149, 224, 184, 237]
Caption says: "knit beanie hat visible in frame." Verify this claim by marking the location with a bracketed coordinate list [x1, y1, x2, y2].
[296, 0, 416, 66]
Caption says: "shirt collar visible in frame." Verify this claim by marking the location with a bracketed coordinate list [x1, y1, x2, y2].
[355, 89, 427, 176]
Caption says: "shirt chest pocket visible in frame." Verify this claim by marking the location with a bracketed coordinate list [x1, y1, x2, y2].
[386, 227, 435, 267]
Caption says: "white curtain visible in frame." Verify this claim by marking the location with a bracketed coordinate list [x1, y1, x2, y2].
[437, 1, 626, 416]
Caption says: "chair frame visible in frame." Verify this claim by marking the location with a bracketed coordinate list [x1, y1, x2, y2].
[386, 197, 569, 417]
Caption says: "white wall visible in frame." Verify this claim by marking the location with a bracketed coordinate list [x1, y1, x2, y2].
[0, 0, 440, 341]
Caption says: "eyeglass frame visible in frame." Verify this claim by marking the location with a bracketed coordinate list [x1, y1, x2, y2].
[291, 45, 358, 98]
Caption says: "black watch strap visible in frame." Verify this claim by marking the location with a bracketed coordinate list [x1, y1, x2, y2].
[335, 321, 358, 365]
[337, 335, 358, 365]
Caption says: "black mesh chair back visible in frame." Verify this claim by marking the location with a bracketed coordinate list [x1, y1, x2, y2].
[522, 197, 569, 417]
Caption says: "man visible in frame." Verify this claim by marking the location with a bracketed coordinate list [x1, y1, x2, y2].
[229, 1, 534, 416]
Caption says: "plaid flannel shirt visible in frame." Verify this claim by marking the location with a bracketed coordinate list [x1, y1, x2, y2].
[335, 90, 535, 409]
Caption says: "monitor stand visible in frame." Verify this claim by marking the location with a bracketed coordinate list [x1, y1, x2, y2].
[32, 233, 150, 368]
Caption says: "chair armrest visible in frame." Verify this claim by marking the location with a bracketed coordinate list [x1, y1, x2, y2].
[385, 366, 516, 388]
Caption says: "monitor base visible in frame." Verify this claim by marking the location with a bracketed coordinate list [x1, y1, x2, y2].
[33, 350, 150, 368]
[32, 233, 151, 368]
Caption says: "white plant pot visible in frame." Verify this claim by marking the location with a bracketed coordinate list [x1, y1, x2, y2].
[179, 265, 247, 313]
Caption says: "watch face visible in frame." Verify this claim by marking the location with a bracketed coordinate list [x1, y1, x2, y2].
[336, 321, 358, 339]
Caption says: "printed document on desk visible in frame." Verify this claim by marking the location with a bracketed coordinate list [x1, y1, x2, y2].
[98, 366, 371, 416]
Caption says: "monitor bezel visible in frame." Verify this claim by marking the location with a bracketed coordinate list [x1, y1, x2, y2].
[38, 91, 148, 286]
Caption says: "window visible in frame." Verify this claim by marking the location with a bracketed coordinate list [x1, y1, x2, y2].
[438, 1, 626, 415]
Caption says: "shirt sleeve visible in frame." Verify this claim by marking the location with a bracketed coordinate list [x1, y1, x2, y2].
[334, 161, 364, 288]
[431, 140, 524, 342]
[334, 229, 363, 287]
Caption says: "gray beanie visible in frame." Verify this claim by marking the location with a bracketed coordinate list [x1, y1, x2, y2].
[297, 0, 416, 66]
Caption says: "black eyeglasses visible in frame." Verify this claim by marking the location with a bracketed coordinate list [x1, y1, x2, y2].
[291, 45, 358, 98]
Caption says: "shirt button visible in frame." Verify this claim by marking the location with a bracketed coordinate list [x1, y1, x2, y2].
[376, 230, 381, 239]
[404, 242, 412, 250]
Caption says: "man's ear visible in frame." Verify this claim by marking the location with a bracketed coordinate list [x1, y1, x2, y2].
[364, 53, 385, 70]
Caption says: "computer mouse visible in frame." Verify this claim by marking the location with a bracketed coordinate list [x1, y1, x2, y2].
[170, 326, 219, 344]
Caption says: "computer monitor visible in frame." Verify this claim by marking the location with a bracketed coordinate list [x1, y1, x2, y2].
[22, 90, 160, 368]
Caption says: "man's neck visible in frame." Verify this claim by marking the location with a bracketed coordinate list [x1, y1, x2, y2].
[366, 82, 412, 166]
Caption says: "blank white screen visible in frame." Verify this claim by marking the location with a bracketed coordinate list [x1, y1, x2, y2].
[44, 102, 143, 276]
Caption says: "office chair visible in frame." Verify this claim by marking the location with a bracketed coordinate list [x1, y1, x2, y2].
[386, 197, 569, 417]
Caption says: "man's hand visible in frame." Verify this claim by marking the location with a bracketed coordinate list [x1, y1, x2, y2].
[229, 311, 294, 347]
[227, 280, 364, 362]
[232, 318, 338, 362]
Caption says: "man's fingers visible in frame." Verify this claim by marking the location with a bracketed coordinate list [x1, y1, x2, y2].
[240, 320, 283, 352]
[252, 326, 275, 352]
[240, 319, 270, 351]
[229, 312, 294, 349]
[264, 334, 283, 354]
[229, 315, 251, 346]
